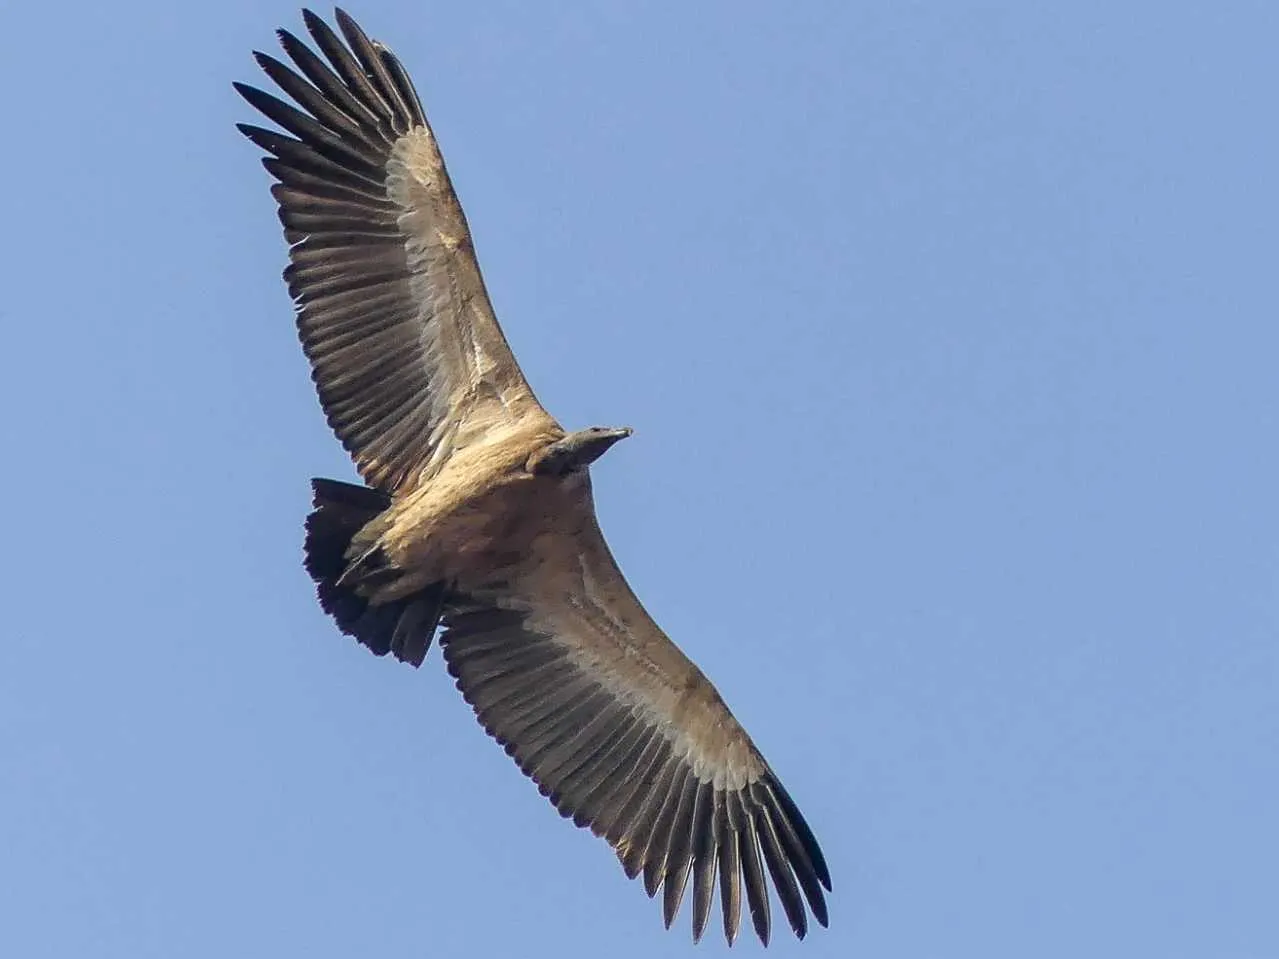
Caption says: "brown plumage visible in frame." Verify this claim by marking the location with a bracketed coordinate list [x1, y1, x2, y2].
[236, 8, 830, 944]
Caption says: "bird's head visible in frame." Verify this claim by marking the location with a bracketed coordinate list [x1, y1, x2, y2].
[528, 426, 633, 475]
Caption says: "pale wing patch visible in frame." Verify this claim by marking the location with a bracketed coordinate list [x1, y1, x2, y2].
[390, 131, 504, 394]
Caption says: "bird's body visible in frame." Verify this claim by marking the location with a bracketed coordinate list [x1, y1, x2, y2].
[238, 8, 831, 944]
[369, 417, 563, 597]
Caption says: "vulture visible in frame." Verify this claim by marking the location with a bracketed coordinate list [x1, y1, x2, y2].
[236, 8, 830, 945]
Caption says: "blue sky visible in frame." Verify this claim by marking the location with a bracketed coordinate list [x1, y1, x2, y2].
[1, 1, 1276, 956]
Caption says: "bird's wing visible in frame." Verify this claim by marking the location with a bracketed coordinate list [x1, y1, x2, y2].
[441, 493, 831, 945]
[236, 10, 549, 492]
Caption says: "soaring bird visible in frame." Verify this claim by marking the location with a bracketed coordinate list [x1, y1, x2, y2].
[236, 8, 830, 944]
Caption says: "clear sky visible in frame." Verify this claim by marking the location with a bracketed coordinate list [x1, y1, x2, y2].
[1, 1, 1276, 956]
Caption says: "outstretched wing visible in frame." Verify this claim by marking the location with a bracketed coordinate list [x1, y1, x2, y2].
[236, 9, 547, 492]
[440, 500, 831, 945]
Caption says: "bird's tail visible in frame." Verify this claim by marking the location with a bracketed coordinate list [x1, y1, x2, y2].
[304, 478, 444, 667]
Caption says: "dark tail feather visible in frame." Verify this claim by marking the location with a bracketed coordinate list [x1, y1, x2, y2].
[303, 478, 444, 667]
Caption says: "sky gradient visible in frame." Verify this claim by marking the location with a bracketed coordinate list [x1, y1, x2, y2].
[1, 2, 1276, 956]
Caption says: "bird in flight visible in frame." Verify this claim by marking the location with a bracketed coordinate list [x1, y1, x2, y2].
[236, 8, 830, 944]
